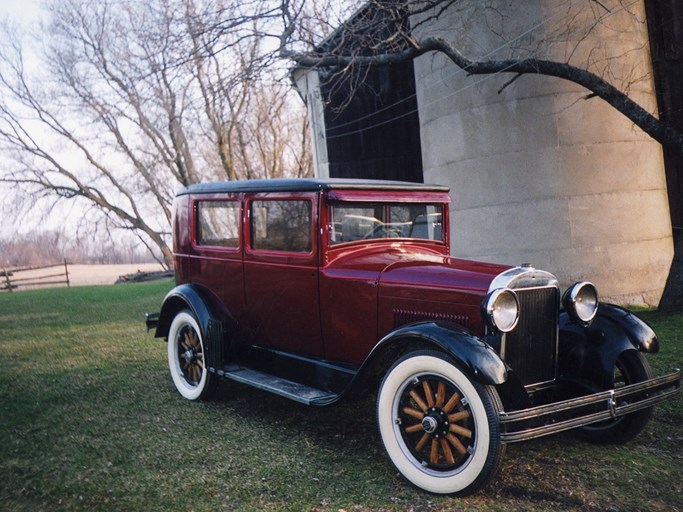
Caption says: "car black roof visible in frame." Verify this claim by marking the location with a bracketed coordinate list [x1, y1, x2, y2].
[177, 178, 450, 196]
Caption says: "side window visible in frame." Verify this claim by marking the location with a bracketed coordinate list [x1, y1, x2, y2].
[251, 200, 312, 253]
[196, 200, 240, 248]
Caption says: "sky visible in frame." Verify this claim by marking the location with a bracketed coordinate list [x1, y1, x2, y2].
[0, 1, 32, 237]
[0, 0, 43, 25]
[0, 0, 57, 239]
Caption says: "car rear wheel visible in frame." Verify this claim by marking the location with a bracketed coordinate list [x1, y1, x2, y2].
[377, 350, 505, 495]
[578, 350, 654, 444]
[168, 309, 214, 401]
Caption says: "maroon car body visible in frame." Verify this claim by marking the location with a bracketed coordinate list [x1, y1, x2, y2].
[148, 178, 680, 495]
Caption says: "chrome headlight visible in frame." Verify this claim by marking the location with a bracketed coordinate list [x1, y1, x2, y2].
[562, 281, 598, 325]
[483, 288, 519, 333]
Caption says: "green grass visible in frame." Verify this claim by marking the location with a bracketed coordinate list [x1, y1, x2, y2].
[0, 283, 681, 511]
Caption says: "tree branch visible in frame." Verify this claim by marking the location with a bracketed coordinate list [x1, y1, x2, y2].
[286, 34, 683, 153]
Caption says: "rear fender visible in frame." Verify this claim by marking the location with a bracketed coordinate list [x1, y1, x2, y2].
[155, 283, 235, 368]
[559, 304, 659, 389]
[155, 283, 232, 338]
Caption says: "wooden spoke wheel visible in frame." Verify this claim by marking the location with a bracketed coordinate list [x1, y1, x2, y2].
[178, 325, 204, 384]
[398, 375, 474, 470]
[377, 351, 505, 495]
[167, 310, 213, 401]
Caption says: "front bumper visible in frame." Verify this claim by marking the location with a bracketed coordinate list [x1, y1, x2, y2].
[499, 369, 680, 443]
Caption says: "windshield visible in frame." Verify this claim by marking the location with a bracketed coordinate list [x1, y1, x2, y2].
[329, 203, 443, 244]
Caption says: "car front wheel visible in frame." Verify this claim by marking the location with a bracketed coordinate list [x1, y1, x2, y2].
[377, 350, 505, 495]
[167, 309, 214, 401]
[578, 350, 654, 444]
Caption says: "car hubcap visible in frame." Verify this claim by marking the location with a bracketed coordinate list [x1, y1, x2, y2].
[421, 416, 438, 434]
[183, 349, 196, 364]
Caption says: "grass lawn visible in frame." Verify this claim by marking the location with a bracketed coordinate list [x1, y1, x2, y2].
[0, 281, 681, 511]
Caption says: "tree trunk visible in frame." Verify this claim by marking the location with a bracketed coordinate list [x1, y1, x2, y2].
[161, 244, 174, 271]
[658, 234, 683, 311]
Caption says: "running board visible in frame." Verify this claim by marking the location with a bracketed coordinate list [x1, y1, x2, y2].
[213, 364, 339, 406]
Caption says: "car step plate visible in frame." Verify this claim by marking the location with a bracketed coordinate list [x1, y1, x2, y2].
[214, 364, 338, 406]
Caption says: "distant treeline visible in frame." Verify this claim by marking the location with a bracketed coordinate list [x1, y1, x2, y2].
[0, 231, 158, 268]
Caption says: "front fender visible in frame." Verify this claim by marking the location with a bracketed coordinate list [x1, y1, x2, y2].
[365, 321, 508, 386]
[559, 303, 658, 389]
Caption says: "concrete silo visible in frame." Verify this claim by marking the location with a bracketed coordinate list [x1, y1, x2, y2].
[413, 0, 673, 305]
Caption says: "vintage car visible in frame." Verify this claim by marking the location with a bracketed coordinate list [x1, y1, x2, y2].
[147, 178, 680, 495]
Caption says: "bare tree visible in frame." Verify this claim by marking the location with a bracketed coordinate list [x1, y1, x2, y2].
[0, 0, 312, 267]
[0, 230, 156, 267]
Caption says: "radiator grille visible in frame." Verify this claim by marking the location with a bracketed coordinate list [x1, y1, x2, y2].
[504, 287, 559, 386]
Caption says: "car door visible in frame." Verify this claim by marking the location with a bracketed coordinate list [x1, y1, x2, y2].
[184, 195, 244, 321]
[242, 192, 323, 357]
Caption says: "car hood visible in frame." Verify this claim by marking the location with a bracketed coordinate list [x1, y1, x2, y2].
[325, 244, 512, 295]
[378, 252, 512, 294]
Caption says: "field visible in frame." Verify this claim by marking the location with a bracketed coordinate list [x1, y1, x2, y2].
[0, 281, 681, 511]
[3, 263, 166, 289]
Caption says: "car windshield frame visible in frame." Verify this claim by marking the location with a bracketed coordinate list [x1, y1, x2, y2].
[328, 201, 445, 246]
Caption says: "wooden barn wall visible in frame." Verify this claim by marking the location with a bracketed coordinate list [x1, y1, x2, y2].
[320, 62, 423, 183]
[646, 0, 683, 235]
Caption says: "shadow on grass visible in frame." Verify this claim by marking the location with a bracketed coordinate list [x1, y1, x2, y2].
[198, 379, 588, 509]
[195, 375, 681, 512]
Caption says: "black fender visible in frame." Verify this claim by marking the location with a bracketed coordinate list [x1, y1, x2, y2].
[559, 303, 659, 390]
[155, 283, 235, 368]
[358, 321, 508, 388]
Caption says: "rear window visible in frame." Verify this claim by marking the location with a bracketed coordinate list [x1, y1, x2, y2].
[330, 203, 443, 244]
[196, 200, 240, 248]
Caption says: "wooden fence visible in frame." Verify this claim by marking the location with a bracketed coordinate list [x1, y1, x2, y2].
[1, 260, 70, 292]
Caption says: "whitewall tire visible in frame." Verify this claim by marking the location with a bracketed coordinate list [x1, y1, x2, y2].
[168, 309, 212, 401]
[377, 350, 505, 495]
